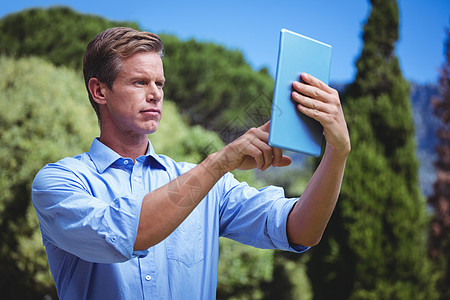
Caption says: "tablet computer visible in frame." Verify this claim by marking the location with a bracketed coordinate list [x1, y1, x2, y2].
[268, 29, 332, 157]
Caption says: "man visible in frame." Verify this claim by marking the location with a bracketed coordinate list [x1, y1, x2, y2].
[32, 27, 350, 299]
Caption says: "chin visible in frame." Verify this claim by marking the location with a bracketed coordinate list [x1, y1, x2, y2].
[146, 129, 158, 135]
[143, 122, 160, 135]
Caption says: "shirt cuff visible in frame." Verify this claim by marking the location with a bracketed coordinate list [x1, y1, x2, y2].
[268, 196, 310, 253]
[290, 243, 310, 253]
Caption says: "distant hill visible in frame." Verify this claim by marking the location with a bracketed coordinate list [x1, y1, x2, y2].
[410, 82, 440, 196]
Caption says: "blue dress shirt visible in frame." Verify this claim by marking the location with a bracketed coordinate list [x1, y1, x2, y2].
[32, 138, 308, 299]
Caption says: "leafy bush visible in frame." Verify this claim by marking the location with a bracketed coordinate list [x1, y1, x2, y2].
[0, 55, 98, 299]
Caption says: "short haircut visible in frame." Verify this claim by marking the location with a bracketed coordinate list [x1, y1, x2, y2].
[83, 27, 164, 122]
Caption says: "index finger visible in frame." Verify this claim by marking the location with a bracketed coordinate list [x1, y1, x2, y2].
[258, 120, 271, 133]
[271, 147, 283, 166]
[300, 73, 335, 94]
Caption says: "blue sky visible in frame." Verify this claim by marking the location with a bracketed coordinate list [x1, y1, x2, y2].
[1, 0, 449, 84]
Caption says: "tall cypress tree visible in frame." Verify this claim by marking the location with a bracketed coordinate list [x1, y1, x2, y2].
[429, 29, 450, 300]
[307, 0, 437, 299]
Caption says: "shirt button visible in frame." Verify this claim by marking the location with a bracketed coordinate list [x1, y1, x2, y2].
[133, 176, 140, 182]
[145, 275, 151, 281]
[123, 160, 129, 165]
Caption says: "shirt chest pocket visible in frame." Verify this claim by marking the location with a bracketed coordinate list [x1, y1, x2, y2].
[165, 208, 205, 267]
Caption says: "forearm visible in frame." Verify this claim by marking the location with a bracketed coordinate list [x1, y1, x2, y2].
[134, 153, 226, 250]
[134, 121, 291, 250]
[287, 144, 349, 247]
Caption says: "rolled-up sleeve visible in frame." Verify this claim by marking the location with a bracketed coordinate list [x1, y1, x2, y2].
[32, 163, 146, 264]
[218, 173, 309, 253]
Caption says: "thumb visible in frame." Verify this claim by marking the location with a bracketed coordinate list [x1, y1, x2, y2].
[258, 120, 271, 133]
[273, 155, 292, 167]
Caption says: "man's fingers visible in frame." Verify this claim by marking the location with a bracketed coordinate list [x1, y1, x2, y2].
[292, 73, 339, 108]
[271, 147, 283, 166]
[300, 73, 335, 94]
[292, 82, 330, 108]
[296, 103, 326, 123]
[292, 92, 325, 113]
[278, 155, 292, 167]
[248, 138, 291, 170]
[248, 137, 272, 170]
[225, 123, 293, 171]
[258, 120, 271, 133]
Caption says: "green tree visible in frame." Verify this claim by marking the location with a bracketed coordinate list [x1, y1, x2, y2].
[307, 0, 437, 299]
[0, 55, 98, 299]
[217, 239, 274, 300]
[429, 29, 450, 300]
[0, 6, 138, 70]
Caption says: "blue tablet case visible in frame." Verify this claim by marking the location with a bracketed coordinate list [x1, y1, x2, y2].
[268, 29, 332, 157]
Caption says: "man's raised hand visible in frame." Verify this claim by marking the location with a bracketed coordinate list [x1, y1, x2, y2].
[292, 73, 350, 156]
[212, 121, 292, 174]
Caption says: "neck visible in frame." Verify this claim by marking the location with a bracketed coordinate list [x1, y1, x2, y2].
[99, 126, 149, 161]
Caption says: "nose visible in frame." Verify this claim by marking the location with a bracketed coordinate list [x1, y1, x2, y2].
[146, 83, 163, 102]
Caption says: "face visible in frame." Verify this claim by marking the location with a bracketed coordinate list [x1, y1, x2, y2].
[101, 52, 165, 137]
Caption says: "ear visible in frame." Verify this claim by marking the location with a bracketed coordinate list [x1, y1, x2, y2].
[88, 77, 108, 105]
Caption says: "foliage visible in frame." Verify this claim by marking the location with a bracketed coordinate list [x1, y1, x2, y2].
[429, 28, 450, 300]
[0, 6, 139, 70]
[307, 0, 438, 299]
[260, 251, 312, 300]
[217, 239, 273, 300]
[217, 242, 312, 300]
[0, 55, 98, 299]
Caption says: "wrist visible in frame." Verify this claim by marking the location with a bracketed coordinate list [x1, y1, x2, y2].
[325, 142, 350, 161]
[199, 152, 229, 181]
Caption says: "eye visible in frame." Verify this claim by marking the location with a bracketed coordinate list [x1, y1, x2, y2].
[136, 80, 147, 86]
[156, 81, 165, 88]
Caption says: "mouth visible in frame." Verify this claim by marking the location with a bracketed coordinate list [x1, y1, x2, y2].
[140, 108, 161, 117]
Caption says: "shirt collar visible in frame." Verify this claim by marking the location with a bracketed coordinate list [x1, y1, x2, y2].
[88, 138, 167, 173]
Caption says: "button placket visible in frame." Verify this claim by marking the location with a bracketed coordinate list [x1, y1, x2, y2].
[130, 160, 144, 194]
[138, 249, 157, 296]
